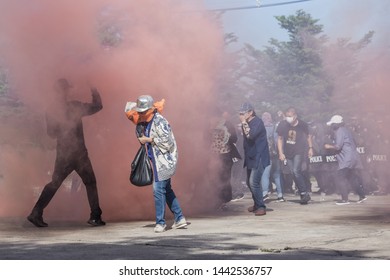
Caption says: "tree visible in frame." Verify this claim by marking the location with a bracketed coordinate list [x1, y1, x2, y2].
[240, 10, 333, 120]
[322, 31, 374, 117]
[228, 10, 375, 122]
[0, 65, 9, 97]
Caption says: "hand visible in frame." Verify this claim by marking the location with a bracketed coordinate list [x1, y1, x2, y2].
[138, 136, 153, 145]
[308, 148, 313, 158]
[279, 153, 286, 161]
[324, 144, 332, 149]
[239, 114, 247, 123]
[91, 87, 99, 96]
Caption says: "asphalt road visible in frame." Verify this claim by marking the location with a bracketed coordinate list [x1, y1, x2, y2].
[0, 192, 389, 260]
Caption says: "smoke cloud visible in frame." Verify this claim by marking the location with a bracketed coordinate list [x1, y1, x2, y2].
[0, 0, 225, 221]
[322, 0, 390, 125]
[316, 0, 390, 193]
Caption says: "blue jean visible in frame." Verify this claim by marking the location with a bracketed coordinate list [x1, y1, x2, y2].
[262, 159, 283, 197]
[153, 178, 184, 225]
[286, 154, 309, 194]
[246, 164, 266, 210]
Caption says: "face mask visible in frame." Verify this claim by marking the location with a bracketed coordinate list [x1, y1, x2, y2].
[286, 116, 294, 124]
[331, 124, 339, 130]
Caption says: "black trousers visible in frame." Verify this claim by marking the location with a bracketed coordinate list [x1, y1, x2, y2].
[33, 150, 102, 219]
[219, 153, 234, 203]
[337, 168, 365, 201]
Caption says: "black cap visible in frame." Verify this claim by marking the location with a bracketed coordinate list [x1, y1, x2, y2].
[239, 102, 254, 113]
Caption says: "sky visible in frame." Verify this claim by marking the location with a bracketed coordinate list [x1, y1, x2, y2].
[202, 0, 390, 50]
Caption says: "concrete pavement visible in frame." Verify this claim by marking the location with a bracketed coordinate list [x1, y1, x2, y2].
[0, 192, 389, 260]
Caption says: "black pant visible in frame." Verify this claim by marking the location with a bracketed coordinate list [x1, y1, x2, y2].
[218, 153, 234, 203]
[337, 168, 365, 201]
[33, 150, 102, 219]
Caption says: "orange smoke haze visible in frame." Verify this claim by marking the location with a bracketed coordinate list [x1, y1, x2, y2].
[0, 0, 225, 221]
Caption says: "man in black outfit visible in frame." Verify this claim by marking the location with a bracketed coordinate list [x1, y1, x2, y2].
[27, 78, 105, 227]
[277, 107, 313, 204]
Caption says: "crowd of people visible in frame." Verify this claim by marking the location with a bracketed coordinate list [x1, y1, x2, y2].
[25, 78, 389, 232]
[210, 102, 389, 215]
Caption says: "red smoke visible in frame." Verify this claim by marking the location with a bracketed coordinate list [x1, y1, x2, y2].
[0, 0, 224, 221]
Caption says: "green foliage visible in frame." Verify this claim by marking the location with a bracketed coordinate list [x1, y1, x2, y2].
[322, 31, 375, 119]
[0, 63, 23, 128]
[98, 23, 123, 48]
[224, 32, 238, 46]
[276, 10, 323, 42]
[0, 66, 9, 96]
[221, 10, 373, 122]
[239, 10, 333, 120]
[96, 6, 125, 48]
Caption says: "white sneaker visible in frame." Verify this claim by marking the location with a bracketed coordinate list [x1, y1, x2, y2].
[154, 224, 166, 233]
[336, 200, 350, 205]
[357, 197, 368, 203]
[230, 193, 244, 202]
[172, 218, 187, 229]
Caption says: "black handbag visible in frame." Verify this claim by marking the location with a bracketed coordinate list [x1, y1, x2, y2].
[130, 144, 153, 186]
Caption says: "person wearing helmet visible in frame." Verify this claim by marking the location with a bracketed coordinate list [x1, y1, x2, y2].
[126, 95, 187, 233]
[324, 115, 367, 205]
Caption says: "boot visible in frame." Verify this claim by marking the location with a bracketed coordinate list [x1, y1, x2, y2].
[27, 209, 48, 227]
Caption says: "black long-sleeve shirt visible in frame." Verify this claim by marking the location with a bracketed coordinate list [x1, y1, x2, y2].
[46, 91, 102, 157]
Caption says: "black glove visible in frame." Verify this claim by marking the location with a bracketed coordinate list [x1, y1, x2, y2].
[91, 87, 99, 96]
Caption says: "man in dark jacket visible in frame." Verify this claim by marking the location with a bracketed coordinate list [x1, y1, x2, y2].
[239, 102, 270, 216]
[27, 78, 105, 227]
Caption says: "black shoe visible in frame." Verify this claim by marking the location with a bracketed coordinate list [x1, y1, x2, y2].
[299, 193, 310, 205]
[87, 218, 106, 226]
[27, 214, 48, 227]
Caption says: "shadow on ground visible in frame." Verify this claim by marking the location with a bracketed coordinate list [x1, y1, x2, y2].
[0, 230, 379, 260]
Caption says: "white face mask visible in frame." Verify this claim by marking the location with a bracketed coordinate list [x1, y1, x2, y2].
[286, 116, 294, 124]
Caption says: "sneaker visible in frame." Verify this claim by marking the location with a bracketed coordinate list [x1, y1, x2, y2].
[27, 214, 48, 228]
[154, 224, 166, 233]
[230, 193, 244, 202]
[336, 200, 350, 205]
[263, 194, 270, 201]
[247, 205, 255, 212]
[87, 218, 106, 226]
[276, 197, 286, 202]
[172, 218, 187, 229]
[217, 203, 228, 211]
[357, 196, 368, 203]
